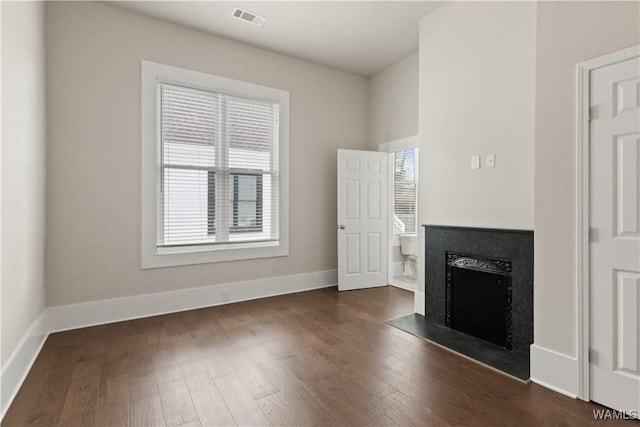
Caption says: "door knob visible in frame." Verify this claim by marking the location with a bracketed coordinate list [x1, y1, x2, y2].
[338, 225, 345, 230]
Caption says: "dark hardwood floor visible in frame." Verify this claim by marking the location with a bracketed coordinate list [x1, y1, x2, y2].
[3, 286, 617, 426]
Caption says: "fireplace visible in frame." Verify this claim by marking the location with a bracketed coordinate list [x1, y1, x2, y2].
[417, 225, 533, 379]
[445, 252, 512, 349]
[386, 226, 532, 378]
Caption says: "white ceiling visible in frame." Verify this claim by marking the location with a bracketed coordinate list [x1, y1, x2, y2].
[109, 1, 445, 76]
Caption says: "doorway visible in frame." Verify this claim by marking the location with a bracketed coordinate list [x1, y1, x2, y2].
[379, 136, 419, 292]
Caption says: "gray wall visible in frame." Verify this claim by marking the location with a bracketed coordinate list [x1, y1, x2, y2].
[534, 1, 639, 356]
[368, 52, 419, 148]
[45, 2, 369, 306]
[419, 2, 537, 232]
[1, 1, 47, 366]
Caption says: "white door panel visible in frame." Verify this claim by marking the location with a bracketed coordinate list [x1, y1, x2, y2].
[338, 150, 388, 291]
[614, 134, 639, 237]
[590, 56, 640, 413]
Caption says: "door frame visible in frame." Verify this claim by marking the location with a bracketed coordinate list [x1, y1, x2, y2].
[378, 135, 419, 287]
[575, 44, 640, 402]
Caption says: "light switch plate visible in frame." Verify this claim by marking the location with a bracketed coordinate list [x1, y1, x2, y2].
[471, 155, 480, 170]
[486, 154, 495, 168]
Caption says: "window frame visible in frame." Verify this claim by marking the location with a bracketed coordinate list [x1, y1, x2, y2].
[141, 61, 289, 269]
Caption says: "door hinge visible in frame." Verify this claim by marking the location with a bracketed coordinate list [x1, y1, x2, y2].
[587, 108, 591, 122]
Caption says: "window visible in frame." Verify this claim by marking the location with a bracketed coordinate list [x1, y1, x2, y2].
[159, 83, 278, 246]
[141, 61, 289, 268]
[393, 148, 417, 234]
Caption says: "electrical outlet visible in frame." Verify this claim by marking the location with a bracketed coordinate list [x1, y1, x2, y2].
[486, 154, 495, 168]
[222, 290, 229, 302]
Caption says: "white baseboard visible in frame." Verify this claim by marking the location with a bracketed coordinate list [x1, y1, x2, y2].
[414, 291, 425, 315]
[530, 344, 578, 398]
[47, 269, 337, 333]
[389, 281, 416, 293]
[1, 311, 49, 420]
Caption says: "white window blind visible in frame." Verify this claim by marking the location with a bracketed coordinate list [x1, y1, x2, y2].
[158, 82, 280, 247]
[393, 148, 417, 234]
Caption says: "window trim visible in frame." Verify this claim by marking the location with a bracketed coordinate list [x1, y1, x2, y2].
[141, 61, 289, 269]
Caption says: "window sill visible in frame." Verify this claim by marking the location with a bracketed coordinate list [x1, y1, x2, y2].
[142, 240, 288, 269]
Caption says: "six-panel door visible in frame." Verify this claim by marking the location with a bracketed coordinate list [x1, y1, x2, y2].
[337, 149, 388, 291]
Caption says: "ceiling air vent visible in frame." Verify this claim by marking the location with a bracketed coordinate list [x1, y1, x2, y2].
[231, 7, 266, 26]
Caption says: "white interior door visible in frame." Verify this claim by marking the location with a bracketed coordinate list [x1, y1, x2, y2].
[590, 55, 640, 413]
[337, 149, 388, 291]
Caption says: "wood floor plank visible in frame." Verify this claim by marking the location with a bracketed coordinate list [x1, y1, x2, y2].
[231, 357, 279, 400]
[57, 359, 102, 427]
[304, 373, 394, 426]
[214, 372, 272, 426]
[156, 366, 198, 427]
[336, 361, 397, 400]
[181, 360, 236, 426]
[380, 390, 450, 427]
[168, 333, 203, 365]
[94, 400, 129, 427]
[257, 358, 333, 425]
[99, 373, 130, 404]
[130, 393, 166, 427]
[256, 388, 331, 427]
[94, 373, 131, 427]
[129, 373, 159, 402]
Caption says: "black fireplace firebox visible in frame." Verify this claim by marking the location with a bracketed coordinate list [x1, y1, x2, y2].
[445, 252, 513, 349]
